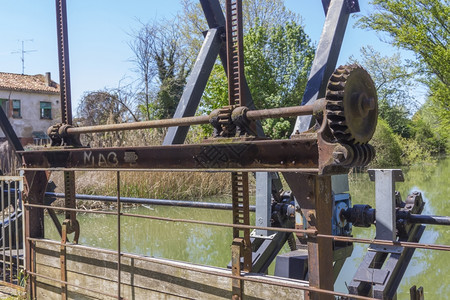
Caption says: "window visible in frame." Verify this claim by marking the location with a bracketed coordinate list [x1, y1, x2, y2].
[40, 102, 52, 119]
[12, 100, 21, 118]
[0, 99, 8, 115]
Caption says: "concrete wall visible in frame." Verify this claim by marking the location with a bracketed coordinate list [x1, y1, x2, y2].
[0, 90, 60, 144]
[34, 240, 306, 300]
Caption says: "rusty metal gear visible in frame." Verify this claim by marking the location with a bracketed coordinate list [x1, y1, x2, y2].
[326, 64, 378, 144]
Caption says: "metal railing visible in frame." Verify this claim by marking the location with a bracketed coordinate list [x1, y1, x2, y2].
[0, 176, 25, 292]
[21, 171, 450, 300]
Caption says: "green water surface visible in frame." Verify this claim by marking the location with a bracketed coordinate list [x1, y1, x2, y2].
[45, 158, 450, 299]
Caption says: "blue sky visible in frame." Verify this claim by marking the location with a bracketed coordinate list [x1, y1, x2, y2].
[0, 1, 412, 113]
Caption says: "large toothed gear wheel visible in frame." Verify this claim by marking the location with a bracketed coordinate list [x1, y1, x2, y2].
[326, 64, 378, 144]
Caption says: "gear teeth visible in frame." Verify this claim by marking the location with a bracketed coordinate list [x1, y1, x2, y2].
[326, 64, 375, 145]
[327, 81, 346, 91]
[327, 110, 346, 117]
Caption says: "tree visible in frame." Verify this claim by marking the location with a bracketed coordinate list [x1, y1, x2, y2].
[357, 0, 449, 131]
[180, 0, 300, 61]
[349, 46, 417, 137]
[129, 18, 191, 120]
[76, 89, 137, 126]
[201, 21, 315, 138]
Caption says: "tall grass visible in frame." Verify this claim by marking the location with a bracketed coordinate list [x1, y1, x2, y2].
[50, 128, 232, 201]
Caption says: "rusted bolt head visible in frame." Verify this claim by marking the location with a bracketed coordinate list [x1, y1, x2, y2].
[333, 151, 345, 162]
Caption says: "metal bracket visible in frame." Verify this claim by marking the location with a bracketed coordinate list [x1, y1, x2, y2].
[368, 169, 404, 253]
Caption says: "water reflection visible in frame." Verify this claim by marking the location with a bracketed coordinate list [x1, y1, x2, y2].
[45, 159, 449, 299]
[336, 158, 450, 299]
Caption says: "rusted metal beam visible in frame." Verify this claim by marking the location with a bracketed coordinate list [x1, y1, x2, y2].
[307, 175, 334, 300]
[19, 138, 321, 172]
[55, 0, 72, 125]
[23, 171, 50, 298]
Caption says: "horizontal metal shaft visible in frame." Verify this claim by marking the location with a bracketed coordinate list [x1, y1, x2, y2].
[408, 214, 450, 226]
[45, 192, 256, 211]
[66, 102, 322, 135]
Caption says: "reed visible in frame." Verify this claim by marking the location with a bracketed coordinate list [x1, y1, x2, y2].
[50, 128, 232, 201]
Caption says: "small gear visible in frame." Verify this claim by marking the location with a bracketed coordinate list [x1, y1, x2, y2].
[326, 64, 378, 144]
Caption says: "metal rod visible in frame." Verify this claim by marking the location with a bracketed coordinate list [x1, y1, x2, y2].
[45, 192, 257, 211]
[14, 181, 19, 283]
[7, 182, 12, 283]
[116, 172, 121, 300]
[23, 203, 314, 235]
[24, 203, 450, 251]
[27, 237, 376, 300]
[67, 115, 210, 134]
[408, 214, 450, 225]
[246, 103, 321, 120]
[1, 182, 6, 281]
[64, 103, 319, 135]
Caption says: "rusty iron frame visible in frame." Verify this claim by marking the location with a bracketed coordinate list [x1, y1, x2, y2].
[7, 0, 442, 299]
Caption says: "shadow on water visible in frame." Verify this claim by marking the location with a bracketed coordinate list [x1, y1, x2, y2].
[45, 158, 450, 299]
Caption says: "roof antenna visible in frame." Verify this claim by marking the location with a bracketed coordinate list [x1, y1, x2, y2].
[11, 39, 37, 75]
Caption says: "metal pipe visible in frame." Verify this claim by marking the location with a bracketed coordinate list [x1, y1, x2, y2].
[65, 102, 321, 135]
[116, 172, 121, 300]
[67, 115, 210, 134]
[408, 214, 450, 226]
[24, 203, 313, 235]
[45, 192, 256, 211]
[246, 100, 324, 120]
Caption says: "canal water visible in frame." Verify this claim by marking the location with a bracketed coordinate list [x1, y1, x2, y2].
[45, 158, 450, 299]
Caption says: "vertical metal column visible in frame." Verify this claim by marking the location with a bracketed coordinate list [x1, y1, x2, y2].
[55, 0, 72, 124]
[225, 3, 252, 298]
[307, 176, 334, 300]
[117, 172, 122, 300]
[23, 171, 49, 298]
[255, 172, 272, 237]
[231, 172, 252, 270]
[55, 0, 79, 242]
[368, 169, 404, 242]
[231, 172, 251, 300]
[226, 0, 245, 107]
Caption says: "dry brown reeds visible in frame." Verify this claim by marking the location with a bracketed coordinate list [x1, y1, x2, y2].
[50, 128, 232, 201]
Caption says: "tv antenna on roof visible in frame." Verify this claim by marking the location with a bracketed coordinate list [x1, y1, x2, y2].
[11, 40, 37, 75]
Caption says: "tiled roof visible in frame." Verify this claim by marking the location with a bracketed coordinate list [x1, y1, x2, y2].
[0, 72, 60, 94]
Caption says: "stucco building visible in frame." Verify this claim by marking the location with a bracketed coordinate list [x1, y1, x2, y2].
[0, 72, 60, 145]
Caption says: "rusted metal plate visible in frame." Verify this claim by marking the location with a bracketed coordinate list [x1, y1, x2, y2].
[19, 139, 319, 172]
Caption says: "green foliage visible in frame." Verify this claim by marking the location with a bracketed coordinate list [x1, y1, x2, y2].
[378, 99, 412, 138]
[396, 135, 435, 166]
[349, 46, 416, 137]
[180, 0, 300, 60]
[358, 0, 449, 85]
[201, 21, 315, 139]
[412, 102, 448, 154]
[369, 118, 402, 167]
[370, 118, 437, 168]
[427, 79, 450, 140]
[358, 0, 449, 137]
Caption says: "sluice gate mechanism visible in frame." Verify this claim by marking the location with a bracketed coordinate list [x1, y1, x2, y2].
[0, 0, 449, 299]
